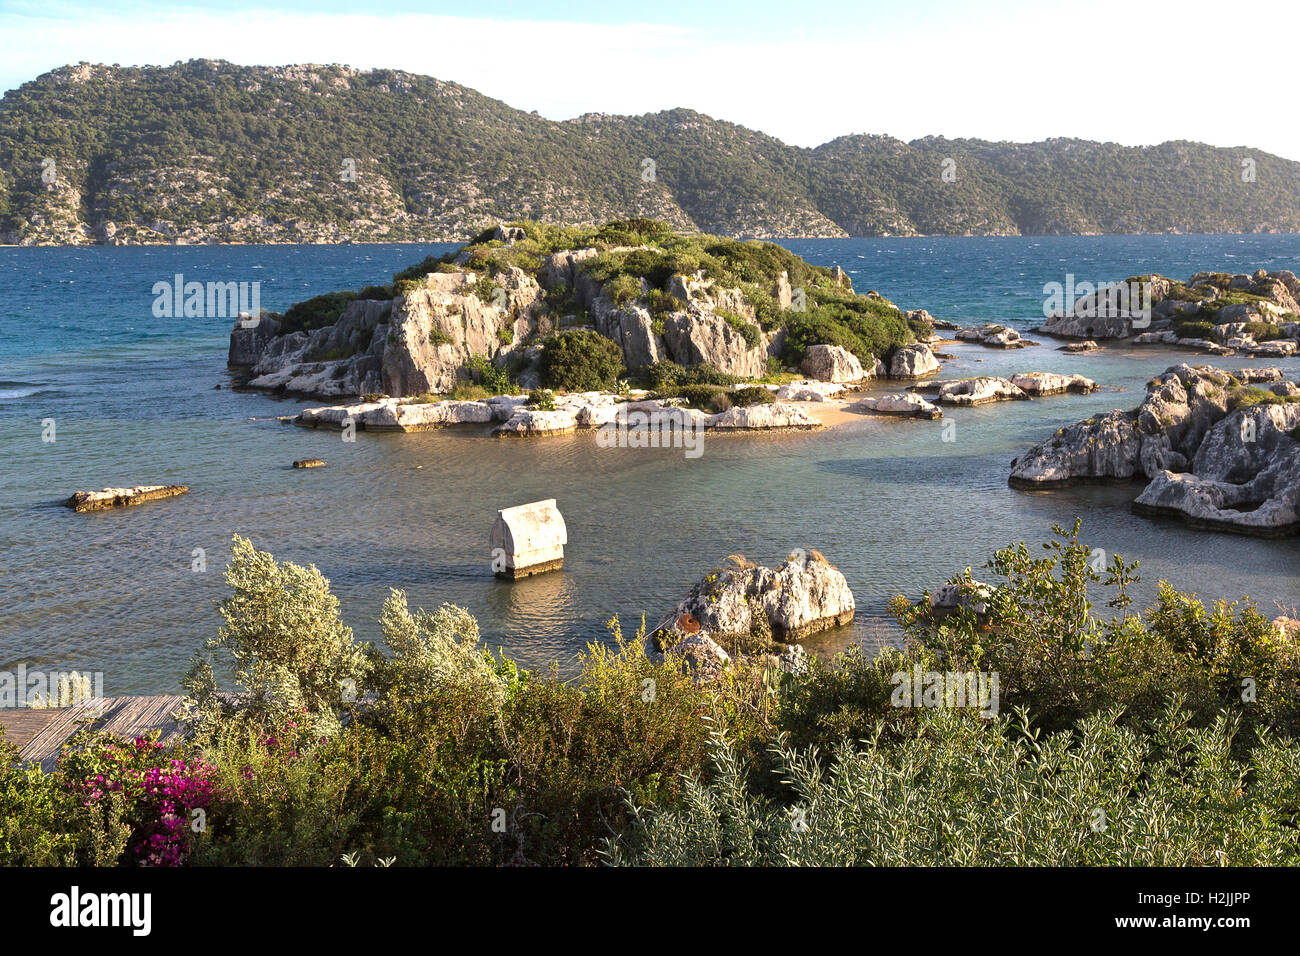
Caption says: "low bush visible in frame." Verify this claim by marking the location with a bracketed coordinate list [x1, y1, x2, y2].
[606, 702, 1300, 866]
[538, 330, 625, 392]
[280, 291, 359, 335]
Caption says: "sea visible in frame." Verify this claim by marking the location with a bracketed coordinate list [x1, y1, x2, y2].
[2, 234, 1299, 693]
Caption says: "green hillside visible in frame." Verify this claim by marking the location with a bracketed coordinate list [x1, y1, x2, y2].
[2, 60, 1298, 243]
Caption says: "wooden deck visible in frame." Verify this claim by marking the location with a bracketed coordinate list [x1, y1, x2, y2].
[0, 696, 187, 771]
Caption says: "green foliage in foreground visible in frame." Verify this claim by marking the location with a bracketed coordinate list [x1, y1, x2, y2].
[3, 525, 1299, 866]
[605, 703, 1300, 866]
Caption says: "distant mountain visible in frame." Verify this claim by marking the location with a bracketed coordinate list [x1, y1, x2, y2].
[3, 60, 1299, 244]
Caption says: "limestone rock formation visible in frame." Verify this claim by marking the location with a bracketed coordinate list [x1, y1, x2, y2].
[852, 393, 943, 419]
[1010, 364, 1300, 536]
[888, 343, 941, 379]
[1009, 372, 1098, 396]
[801, 344, 866, 383]
[66, 485, 189, 512]
[936, 377, 1030, 406]
[662, 553, 856, 645]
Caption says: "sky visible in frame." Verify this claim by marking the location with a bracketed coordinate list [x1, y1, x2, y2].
[2, 0, 1298, 160]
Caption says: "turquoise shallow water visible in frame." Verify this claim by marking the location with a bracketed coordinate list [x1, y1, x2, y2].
[2, 237, 1299, 693]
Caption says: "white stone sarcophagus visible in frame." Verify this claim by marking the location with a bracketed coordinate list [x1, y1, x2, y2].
[490, 499, 567, 579]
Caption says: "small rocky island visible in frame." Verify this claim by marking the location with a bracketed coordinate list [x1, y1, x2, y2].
[1011, 364, 1300, 536]
[228, 219, 948, 427]
[1040, 268, 1300, 358]
[230, 219, 1113, 438]
[653, 551, 856, 682]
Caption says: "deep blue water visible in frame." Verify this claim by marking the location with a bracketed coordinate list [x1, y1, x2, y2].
[2, 236, 1298, 693]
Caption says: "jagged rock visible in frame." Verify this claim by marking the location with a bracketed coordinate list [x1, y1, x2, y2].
[1249, 340, 1297, 358]
[708, 403, 822, 430]
[1133, 331, 1176, 345]
[493, 224, 527, 243]
[929, 579, 994, 618]
[853, 393, 943, 419]
[1010, 410, 1146, 487]
[659, 308, 769, 378]
[830, 265, 853, 290]
[297, 397, 495, 431]
[1009, 372, 1098, 396]
[956, 323, 1030, 348]
[888, 343, 941, 378]
[1012, 364, 1300, 536]
[540, 247, 601, 290]
[663, 554, 855, 644]
[1238, 368, 1284, 383]
[383, 269, 542, 396]
[492, 409, 579, 436]
[937, 377, 1029, 406]
[775, 381, 845, 402]
[665, 633, 731, 683]
[591, 304, 665, 368]
[801, 344, 866, 383]
[66, 485, 189, 512]
[768, 643, 809, 674]
[1132, 402, 1300, 535]
[1060, 340, 1100, 353]
[228, 314, 281, 367]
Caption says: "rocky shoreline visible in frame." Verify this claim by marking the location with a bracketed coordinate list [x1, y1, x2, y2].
[1010, 364, 1300, 537]
[1037, 268, 1300, 359]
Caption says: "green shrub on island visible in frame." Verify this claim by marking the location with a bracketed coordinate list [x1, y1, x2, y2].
[280, 290, 361, 335]
[783, 299, 914, 366]
[655, 383, 774, 412]
[640, 360, 741, 390]
[538, 330, 624, 392]
[467, 354, 514, 395]
[527, 388, 557, 410]
[273, 219, 919, 390]
[603, 273, 644, 307]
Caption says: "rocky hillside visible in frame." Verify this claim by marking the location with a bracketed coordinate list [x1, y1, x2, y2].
[5, 61, 1300, 244]
[228, 218, 934, 400]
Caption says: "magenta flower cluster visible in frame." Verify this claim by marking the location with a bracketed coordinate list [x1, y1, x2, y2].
[73, 736, 216, 867]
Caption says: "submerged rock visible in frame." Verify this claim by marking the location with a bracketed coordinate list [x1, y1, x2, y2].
[66, 485, 189, 512]
[292, 458, 326, 469]
[936, 377, 1029, 406]
[1009, 372, 1098, 396]
[853, 393, 943, 419]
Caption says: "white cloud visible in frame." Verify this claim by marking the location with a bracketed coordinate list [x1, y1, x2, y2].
[3, 2, 1298, 160]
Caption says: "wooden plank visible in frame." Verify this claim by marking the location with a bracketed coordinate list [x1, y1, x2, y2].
[8, 696, 191, 772]
[0, 708, 65, 750]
